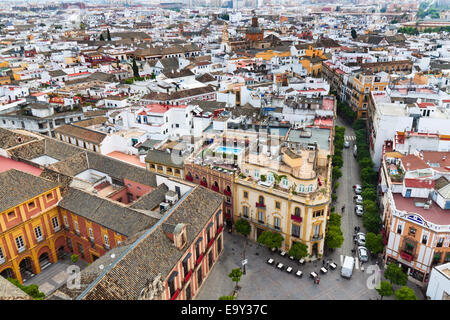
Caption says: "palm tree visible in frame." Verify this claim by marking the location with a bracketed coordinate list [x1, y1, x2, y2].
[271, 172, 287, 188]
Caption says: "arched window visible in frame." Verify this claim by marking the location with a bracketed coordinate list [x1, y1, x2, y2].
[298, 184, 305, 192]
[226, 186, 231, 192]
[214, 181, 219, 187]
[294, 207, 301, 217]
[274, 217, 281, 230]
[282, 178, 289, 188]
[258, 196, 264, 205]
[307, 184, 313, 192]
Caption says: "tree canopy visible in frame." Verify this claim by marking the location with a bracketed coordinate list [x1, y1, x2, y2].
[257, 231, 284, 249]
[235, 219, 251, 237]
[395, 286, 417, 300]
[288, 242, 308, 259]
[384, 263, 408, 286]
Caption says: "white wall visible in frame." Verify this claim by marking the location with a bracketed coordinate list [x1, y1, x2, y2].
[426, 263, 450, 300]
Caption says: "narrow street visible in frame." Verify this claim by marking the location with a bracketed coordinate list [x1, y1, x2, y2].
[327, 117, 365, 264]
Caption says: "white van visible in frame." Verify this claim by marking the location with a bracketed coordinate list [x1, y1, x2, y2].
[341, 256, 355, 279]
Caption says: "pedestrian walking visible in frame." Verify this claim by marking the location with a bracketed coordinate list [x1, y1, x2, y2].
[317, 277, 320, 285]
[341, 205, 345, 213]
[322, 259, 325, 267]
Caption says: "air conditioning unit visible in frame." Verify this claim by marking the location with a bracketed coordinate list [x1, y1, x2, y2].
[423, 204, 430, 210]
[160, 202, 170, 213]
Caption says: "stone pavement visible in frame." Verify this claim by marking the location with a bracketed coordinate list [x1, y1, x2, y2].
[24, 257, 87, 296]
[196, 232, 424, 300]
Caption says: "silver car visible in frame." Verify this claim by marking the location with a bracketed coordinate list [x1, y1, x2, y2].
[344, 141, 350, 148]
[354, 195, 363, 205]
[355, 205, 364, 217]
[355, 233, 366, 246]
[357, 246, 369, 262]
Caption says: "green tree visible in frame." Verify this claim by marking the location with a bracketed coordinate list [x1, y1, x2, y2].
[235, 218, 251, 274]
[384, 263, 408, 286]
[376, 281, 393, 300]
[228, 268, 243, 290]
[219, 295, 236, 300]
[395, 286, 417, 300]
[361, 188, 377, 202]
[365, 232, 384, 255]
[325, 225, 344, 249]
[107, 28, 111, 41]
[332, 155, 343, 168]
[151, 72, 156, 79]
[332, 167, 342, 181]
[363, 211, 382, 234]
[288, 242, 308, 259]
[235, 219, 251, 237]
[7, 278, 45, 300]
[257, 231, 284, 249]
[351, 29, 357, 39]
[132, 58, 140, 78]
[328, 213, 341, 227]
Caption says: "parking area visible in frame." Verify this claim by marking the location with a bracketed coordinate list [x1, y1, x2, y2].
[23, 256, 87, 297]
[196, 232, 424, 300]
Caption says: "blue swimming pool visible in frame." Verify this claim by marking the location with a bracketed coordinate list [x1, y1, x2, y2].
[215, 146, 242, 155]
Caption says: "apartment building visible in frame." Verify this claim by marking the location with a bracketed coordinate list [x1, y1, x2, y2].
[380, 150, 450, 285]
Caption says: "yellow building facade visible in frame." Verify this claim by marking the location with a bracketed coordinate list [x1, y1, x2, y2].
[0, 185, 64, 284]
[234, 146, 332, 259]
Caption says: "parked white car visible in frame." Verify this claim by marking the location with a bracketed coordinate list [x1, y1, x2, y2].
[355, 232, 366, 246]
[354, 205, 364, 217]
[354, 195, 363, 205]
[358, 246, 369, 262]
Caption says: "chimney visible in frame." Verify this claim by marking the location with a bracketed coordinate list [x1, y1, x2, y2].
[172, 223, 187, 250]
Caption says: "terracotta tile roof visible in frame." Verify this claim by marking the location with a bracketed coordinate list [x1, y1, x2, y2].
[0, 128, 38, 149]
[78, 186, 223, 300]
[145, 149, 185, 168]
[58, 188, 159, 237]
[0, 277, 32, 300]
[400, 154, 429, 171]
[0, 169, 58, 213]
[130, 183, 169, 211]
[54, 124, 107, 145]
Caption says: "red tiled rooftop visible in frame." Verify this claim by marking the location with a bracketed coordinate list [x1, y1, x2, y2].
[393, 193, 450, 226]
[417, 102, 435, 108]
[400, 154, 429, 171]
[0, 156, 42, 176]
[322, 97, 334, 110]
[106, 151, 146, 168]
[144, 103, 188, 114]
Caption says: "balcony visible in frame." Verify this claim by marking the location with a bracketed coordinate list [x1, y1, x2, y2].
[224, 189, 232, 197]
[400, 251, 414, 262]
[75, 230, 80, 236]
[37, 236, 45, 243]
[291, 215, 302, 223]
[312, 234, 323, 241]
[211, 185, 220, 192]
[103, 244, 110, 251]
[54, 226, 61, 232]
[185, 175, 193, 182]
[255, 202, 266, 208]
[18, 246, 26, 253]
[200, 181, 208, 187]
